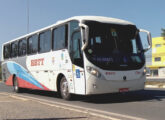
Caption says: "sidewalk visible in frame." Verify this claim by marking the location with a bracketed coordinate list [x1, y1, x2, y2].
[146, 77, 165, 88]
[0, 93, 108, 120]
[147, 76, 165, 79]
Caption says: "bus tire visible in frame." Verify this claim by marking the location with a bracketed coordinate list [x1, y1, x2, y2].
[13, 76, 21, 93]
[60, 76, 71, 100]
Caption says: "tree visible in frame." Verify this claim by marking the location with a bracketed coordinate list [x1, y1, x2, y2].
[161, 28, 165, 37]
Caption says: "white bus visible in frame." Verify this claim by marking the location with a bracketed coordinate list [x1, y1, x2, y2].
[1, 16, 151, 100]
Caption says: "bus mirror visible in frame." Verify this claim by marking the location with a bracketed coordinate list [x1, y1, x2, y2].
[139, 29, 152, 52]
[79, 23, 89, 51]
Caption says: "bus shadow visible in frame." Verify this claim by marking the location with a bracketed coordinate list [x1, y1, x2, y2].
[80, 89, 165, 104]
[19, 88, 165, 104]
[20, 88, 59, 98]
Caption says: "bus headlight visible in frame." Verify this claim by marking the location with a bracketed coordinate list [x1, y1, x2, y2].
[86, 66, 101, 78]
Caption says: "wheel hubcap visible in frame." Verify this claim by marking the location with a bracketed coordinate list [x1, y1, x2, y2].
[14, 80, 18, 91]
[15, 85, 18, 90]
[62, 81, 68, 96]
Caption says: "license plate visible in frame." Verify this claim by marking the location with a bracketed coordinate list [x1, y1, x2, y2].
[119, 88, 129, 92]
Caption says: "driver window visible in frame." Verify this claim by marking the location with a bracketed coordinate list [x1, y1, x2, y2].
[73, 32, 81, 59]
[71, 31, 83, 67]
[69, 21, 83, 67]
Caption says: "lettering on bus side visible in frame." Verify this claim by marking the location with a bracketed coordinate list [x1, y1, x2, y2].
[31, 58, 44, 66]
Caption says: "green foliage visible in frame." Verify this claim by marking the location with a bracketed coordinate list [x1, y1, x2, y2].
[161, 28, 165, 37]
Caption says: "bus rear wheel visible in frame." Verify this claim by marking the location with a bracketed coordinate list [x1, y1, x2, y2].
[13, 76, 21, 93]
[60, 77, 71, 100]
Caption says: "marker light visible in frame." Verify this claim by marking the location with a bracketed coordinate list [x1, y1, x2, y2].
[143, 68, 146, 75]
[86, 66, 101, 78]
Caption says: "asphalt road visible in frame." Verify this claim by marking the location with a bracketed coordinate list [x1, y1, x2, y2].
[1, 82, 165, 120]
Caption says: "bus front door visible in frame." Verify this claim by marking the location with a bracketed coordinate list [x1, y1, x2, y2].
[71, 31, 85, 95]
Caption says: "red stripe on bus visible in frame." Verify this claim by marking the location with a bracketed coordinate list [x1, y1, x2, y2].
[5, 75, 13, 86]
[5, 75, 50, 91]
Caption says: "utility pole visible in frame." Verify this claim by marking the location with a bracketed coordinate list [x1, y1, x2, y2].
[27, 0, 29, 34]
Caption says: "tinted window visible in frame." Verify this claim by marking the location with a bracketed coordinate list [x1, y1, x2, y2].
[69, 21, 79, 51]
[155, 44, 161, 47]
[53, 25, 67, 50]
[69, 21, 83, 67]
[70, 31, 83, 67]
[39, 30, 51, 53]
[84, 21, 145, 70]
[70, 21, 79, 38]
[11, 41, 18, 58]
[4, 44, 10, 59]
[18, 39, 27, 56]
[28, 34, 38, 54]
[155, 57, 161, 61]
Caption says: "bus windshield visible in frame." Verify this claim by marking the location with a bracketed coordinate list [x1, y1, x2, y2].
[84, 21, 145, 70]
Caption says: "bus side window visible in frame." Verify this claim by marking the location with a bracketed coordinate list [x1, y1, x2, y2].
[4, 44, 11, 59]
[18, 39, 27, 56]
[39, 30, 51, 53]
[28, 34, 38, 54]
[53, 25, 67, 50]
[11, 41, 18, 58]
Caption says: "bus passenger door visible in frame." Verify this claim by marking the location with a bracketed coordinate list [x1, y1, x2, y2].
[70, 31, 85, 95]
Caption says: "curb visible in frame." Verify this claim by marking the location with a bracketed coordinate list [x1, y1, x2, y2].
[145, 85, 165, 88]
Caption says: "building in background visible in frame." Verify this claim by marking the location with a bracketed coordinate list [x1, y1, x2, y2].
[147, 37, 165, 77]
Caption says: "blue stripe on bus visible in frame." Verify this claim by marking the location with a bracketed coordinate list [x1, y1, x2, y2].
[7, 61, 43, 89]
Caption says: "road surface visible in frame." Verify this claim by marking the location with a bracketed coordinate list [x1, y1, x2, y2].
[1, 82, 165, 120]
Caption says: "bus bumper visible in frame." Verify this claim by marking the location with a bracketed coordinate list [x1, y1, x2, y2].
[85, 75, 145, 95]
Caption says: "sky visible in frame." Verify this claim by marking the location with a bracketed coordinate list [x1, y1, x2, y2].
[0, 0, 165, 61]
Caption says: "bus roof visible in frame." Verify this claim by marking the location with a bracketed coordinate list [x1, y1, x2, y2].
[3, 16, 134, 45]
[58, 16, 134, 25]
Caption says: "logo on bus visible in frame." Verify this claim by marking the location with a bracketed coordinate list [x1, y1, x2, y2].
[105, 72, 115, 75]
[31, 58, 44, 66]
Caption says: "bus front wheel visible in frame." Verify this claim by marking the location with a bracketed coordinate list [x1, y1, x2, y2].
[60, 77, 71, 100]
